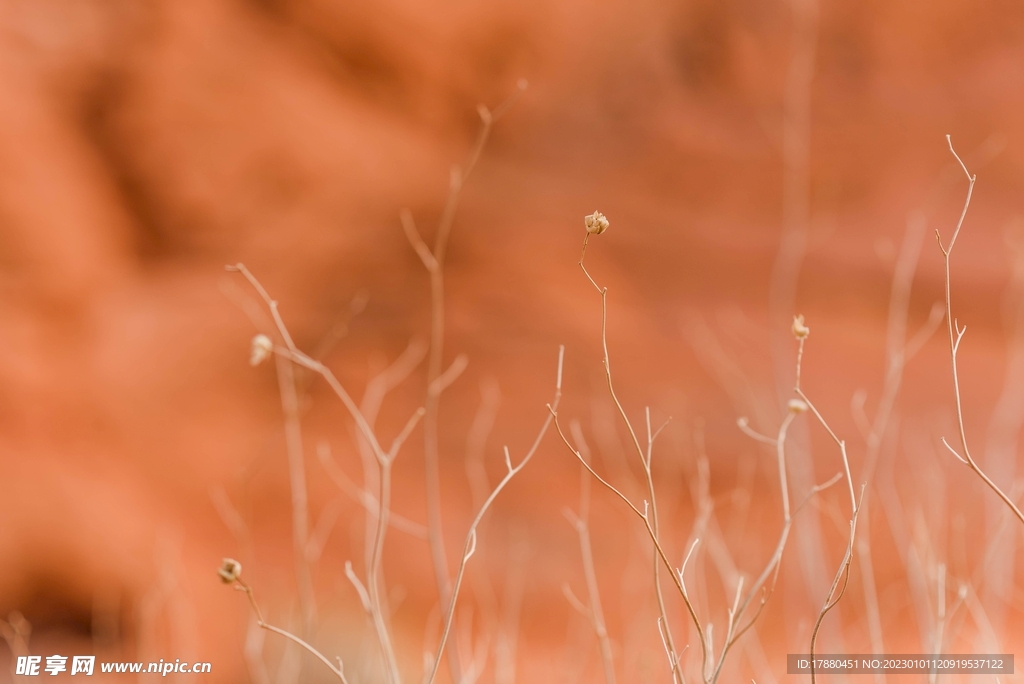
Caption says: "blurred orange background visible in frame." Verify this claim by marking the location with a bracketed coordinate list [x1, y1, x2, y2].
[2, 0, 1024, 681]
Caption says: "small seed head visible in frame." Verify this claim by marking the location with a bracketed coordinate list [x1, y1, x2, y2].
[218, 558, 242, 584]
[585, 211, 609, 235]
[250, 334, 273, 366]
[788, 398, 808, 414]
[792, 314, 810, 339]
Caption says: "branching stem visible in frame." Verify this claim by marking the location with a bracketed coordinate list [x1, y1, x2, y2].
[934, 136, 1024, 526]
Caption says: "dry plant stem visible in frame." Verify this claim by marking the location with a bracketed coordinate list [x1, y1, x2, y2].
[227, 264, 398, 464]
[424, 345, 562, 684]
[676, 453, 773, 684]
[557, 409, 802, 679]
[366, 407, 426, 684]
[794, 339, 863, 683]
[234, 580, 349, 684]
[576, 234, 829, 683]
[274, 353, 317, 635]
[367, 460, 399, 684]
[960, 582, 1001, 655]
[578, 236, 683, 684]
[227, 263, 424, 684]
[769, 0, 818, 396]
[863, 216, 942, 484]
[465, 380, 502, 510]
[350, 341, 427, 684]
[645, 408, 681, 683]
[684, 427, 731, 666]
[566, 423, 616, 684]
[854, 216, 942, 676]
[705, 410, 808, 683]
[806, 493, 863, 684]
[461, 384, 505, 683]
[874, 465, 943, 656]
[317, 443, 428, 539]
[936, 137, 1024, 526]
[928, 578, 967, 684]
[402, 82, 526, 683]
[569, 516, 617, 684]
[855, 506, 882, 684]
[210, 489, 272, 684]
[970, 481, 1024, 592]
[553, 411, 706, 672]
[770, 5, 826, 647]
[355, 339, 428, 563]
[697, 416, 839, 684]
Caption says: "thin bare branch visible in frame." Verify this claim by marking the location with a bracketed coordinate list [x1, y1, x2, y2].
[796, 388, 856, 512]
[905, 302, 946, 362]
[226, 263, 297, 351]
[344, 561, 372, 615]
[565, 425, 617, 684]
[579, 227, 682, 683]
[388, 407, 426, 461]
[933, 137, 1024, 526]
[425, 345, 562, 684]
[228, 266, 430, 684]
[366, 457, 402, 684]
[736, 417, 778, 446]
[234, 580, 349, 684]
[553, 410, 708, 674]
[571, 227, 834, 683]
[808, 485, 865, 684]
[429, 354, 469, 398]
[850, 390, 873, 442]
[408, 83, 527, 682]
[400, 209, 438, 272]
[274, 353, 317, 634]
[317, 443, 428, 539]
[306, 497, 343, 563]
[561, 584, 591, 620]
[227, 264, 390, 464]
[940, 437, 969, 465]
[793, 328, 863, 683]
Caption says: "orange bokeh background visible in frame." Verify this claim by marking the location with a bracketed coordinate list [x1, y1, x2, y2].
[2, 0, 1024, 681]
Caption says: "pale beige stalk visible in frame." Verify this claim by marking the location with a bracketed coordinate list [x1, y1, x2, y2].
[935, 137, 1024, 526]
[401, 81, 527, 684]
[424, 345, 563, 684]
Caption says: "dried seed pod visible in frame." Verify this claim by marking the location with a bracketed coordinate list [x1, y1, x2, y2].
[250, 334, 273, 366]
[792, 314, 810, 339]
[218, 558, 242, 584]
[585, 211, 609, 235]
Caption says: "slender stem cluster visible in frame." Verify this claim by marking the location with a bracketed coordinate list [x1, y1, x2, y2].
[222, 82, 533, 684]
[553, 227, 844, 683]
[228, 263, 423, 684]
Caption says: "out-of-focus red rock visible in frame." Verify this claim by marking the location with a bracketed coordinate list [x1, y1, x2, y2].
[2, 0, 1024, 681]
